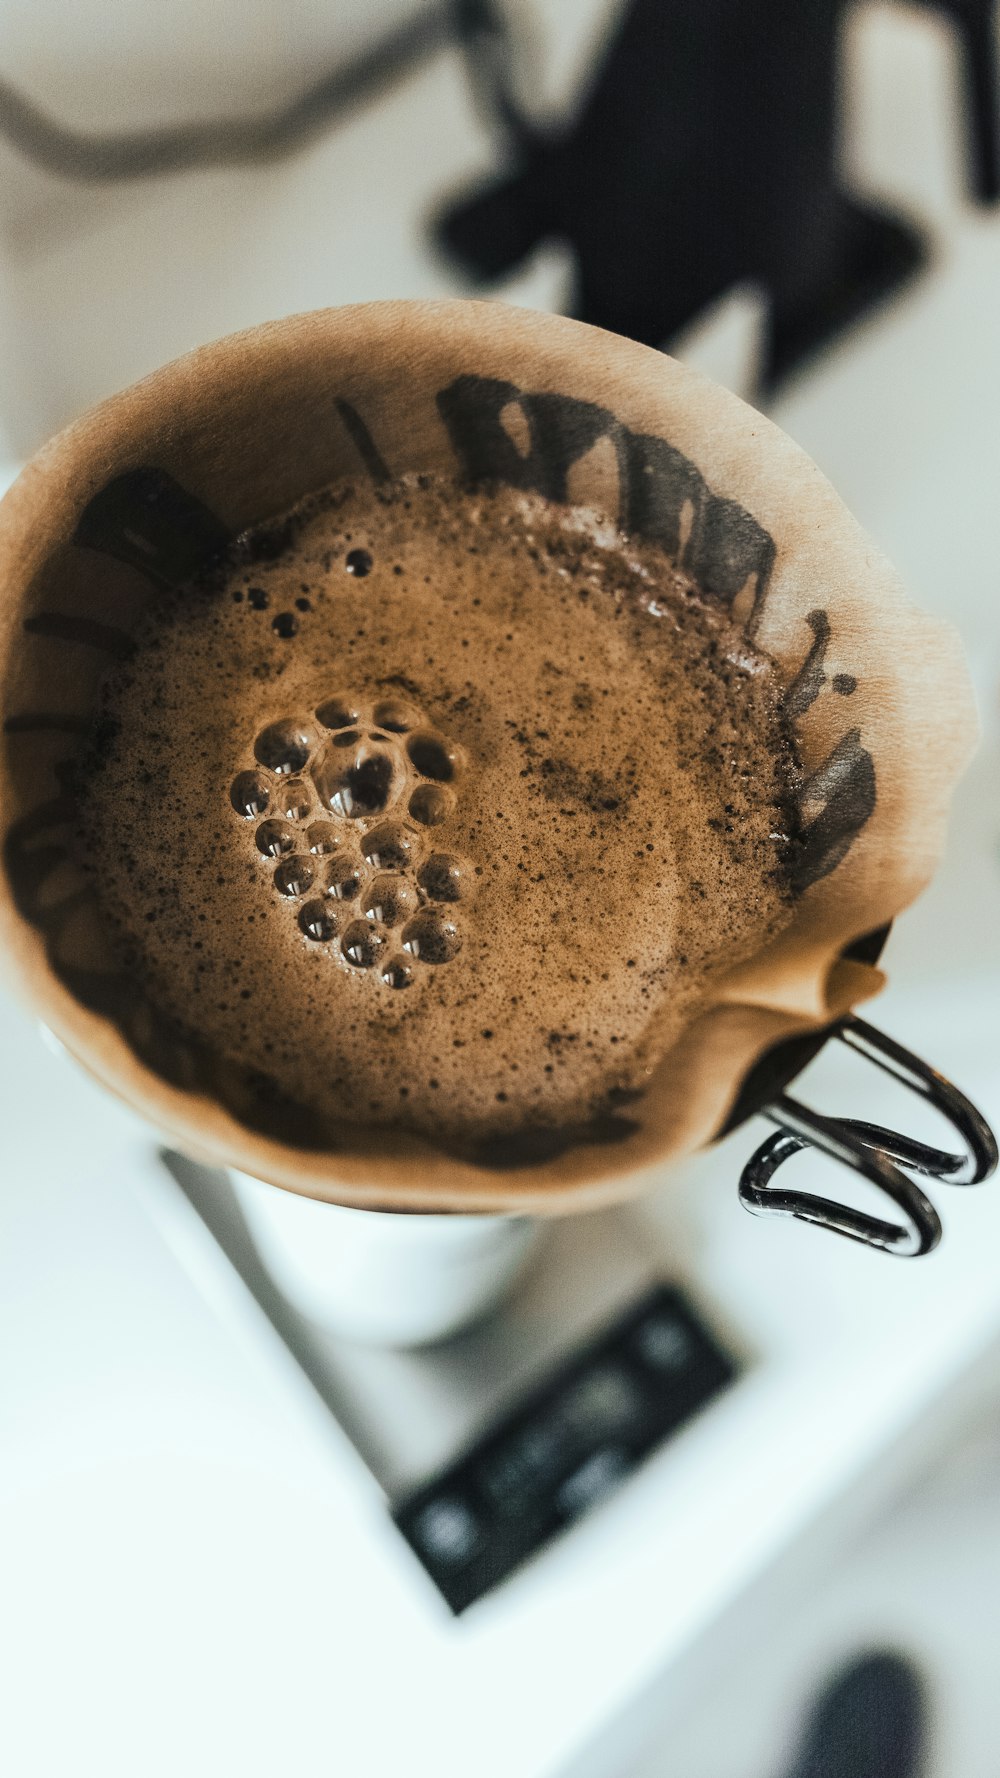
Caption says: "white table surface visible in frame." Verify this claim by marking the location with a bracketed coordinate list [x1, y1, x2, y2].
[3, 951, 1000, 1778]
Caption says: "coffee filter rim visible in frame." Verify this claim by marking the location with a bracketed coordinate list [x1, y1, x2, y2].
[0, 300, 979, 1210]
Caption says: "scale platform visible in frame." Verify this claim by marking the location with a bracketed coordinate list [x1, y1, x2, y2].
[161, 1152, 739, 1611]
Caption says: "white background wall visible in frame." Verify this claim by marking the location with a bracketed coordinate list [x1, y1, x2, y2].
[0, 0, 619, 452]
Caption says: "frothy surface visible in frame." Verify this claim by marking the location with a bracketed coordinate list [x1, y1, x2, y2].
[76, 476, 798, 1162]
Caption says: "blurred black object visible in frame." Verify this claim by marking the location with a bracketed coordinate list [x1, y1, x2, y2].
[393, 1284, 736, 1613]
[438, 0, 1000, 392]
[939, 0, 1000, 200]
[781, 1650, 927, 1778]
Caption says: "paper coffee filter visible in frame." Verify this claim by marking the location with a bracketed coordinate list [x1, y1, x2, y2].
[0, 302, 978, 1213]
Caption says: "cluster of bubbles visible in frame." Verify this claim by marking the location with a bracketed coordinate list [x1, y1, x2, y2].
[229, 693, 469, 988]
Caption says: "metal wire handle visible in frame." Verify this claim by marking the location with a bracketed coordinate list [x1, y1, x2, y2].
[739, 1015, 998, 1257]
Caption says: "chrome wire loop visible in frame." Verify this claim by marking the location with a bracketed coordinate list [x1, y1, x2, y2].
[739, 1015, 998, 1257]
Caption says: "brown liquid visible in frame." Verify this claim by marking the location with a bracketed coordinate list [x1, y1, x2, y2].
[75, 476, 798, 1162]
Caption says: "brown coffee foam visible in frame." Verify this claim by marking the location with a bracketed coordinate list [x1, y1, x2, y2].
[74, 476, 796, 1162]
[0, 302, 979, 1211]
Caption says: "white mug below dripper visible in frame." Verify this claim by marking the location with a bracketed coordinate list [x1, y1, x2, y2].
[228, 1169, 540, 1347]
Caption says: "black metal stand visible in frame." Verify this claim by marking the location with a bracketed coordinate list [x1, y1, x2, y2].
[937, 0, 1000, 202]
[740, 1015, 998, 1256]
[437, 0, 1000, 393]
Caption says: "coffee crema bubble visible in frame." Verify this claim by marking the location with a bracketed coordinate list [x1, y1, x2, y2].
[228, 686, 472, 987]
[299, 900, 338, 943]
[373, 698, 418, 733]
[341, 919, 386, 968]
[406, 732, 457, 782]
[230, 770, 270, 818]
[273, 856, 314, 898]
[274, 779, 313, 821]
[409, 784, 452, 827]
[75, 473, 799, 1160]
[363, 823, 414, 870]
[256, 819, 295, 858]
[254, 717, 315, 776]
[402, 909, 462, 965]
[362, 874, 419, 927]
[417, 853, 465, 902]
[323, 858, 362, 902]
[381, 957, 414, 990]
[306, 822, 340, 854]
[316, 694, 360, 730]
[314, 742, 397, 819]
